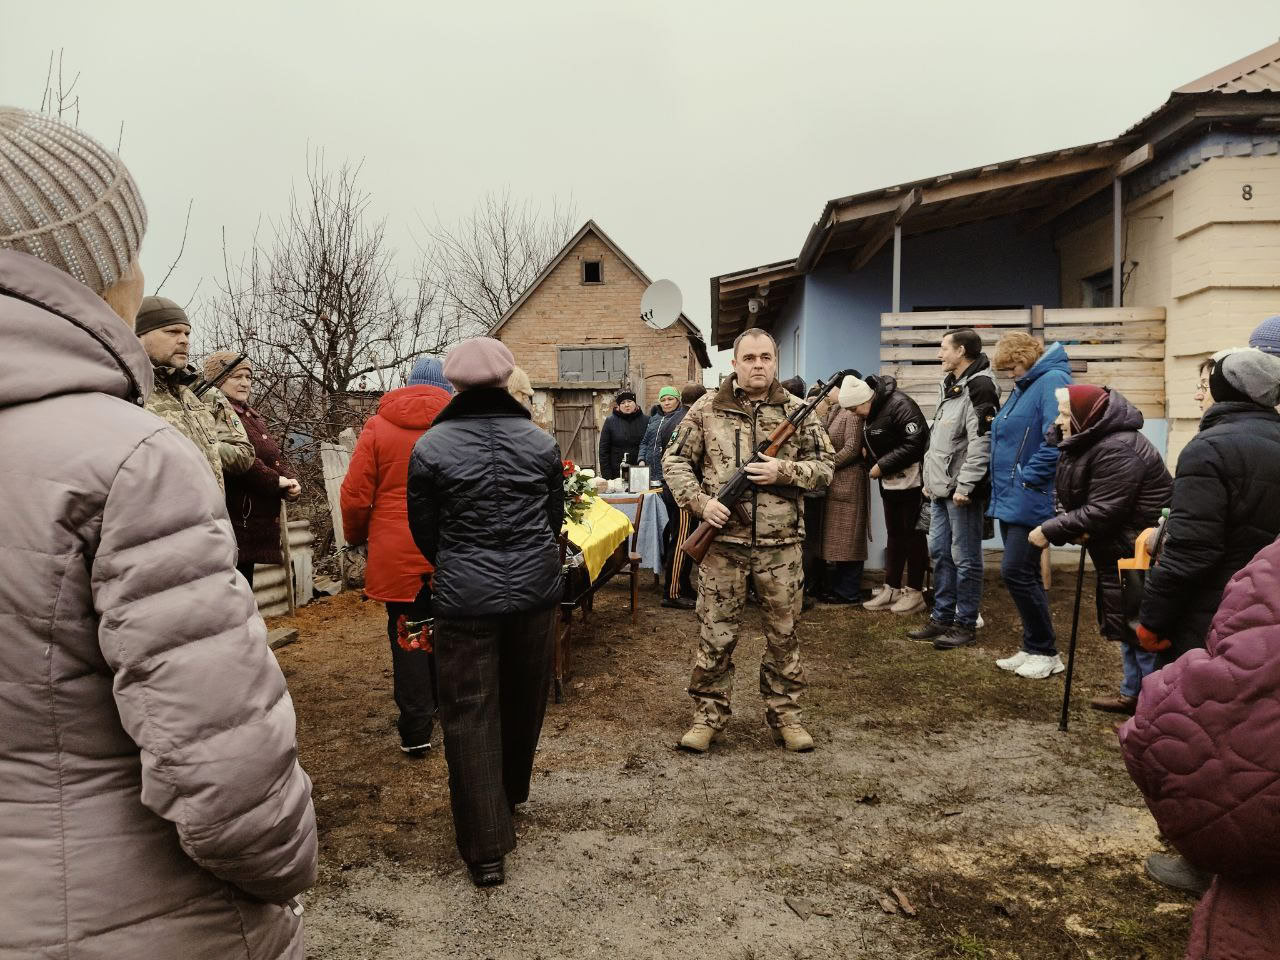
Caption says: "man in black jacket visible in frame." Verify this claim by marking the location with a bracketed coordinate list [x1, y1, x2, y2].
[407, 337, 565, 889]
[1138, 348, 1280, 662]
[599, 390, 649, 479]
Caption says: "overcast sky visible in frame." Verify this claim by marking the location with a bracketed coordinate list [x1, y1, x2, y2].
[4, 3, 1277, 371]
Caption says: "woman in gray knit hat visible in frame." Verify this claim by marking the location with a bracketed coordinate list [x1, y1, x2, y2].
[0, 107, 316, 959]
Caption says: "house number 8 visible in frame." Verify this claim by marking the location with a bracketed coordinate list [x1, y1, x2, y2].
[1243, 185, 1253, 201]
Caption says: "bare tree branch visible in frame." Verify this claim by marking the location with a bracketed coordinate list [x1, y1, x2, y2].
[153, 198, 194, 297]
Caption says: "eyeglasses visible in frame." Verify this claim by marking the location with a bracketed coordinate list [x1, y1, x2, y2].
[1195, 378, 1209, 395]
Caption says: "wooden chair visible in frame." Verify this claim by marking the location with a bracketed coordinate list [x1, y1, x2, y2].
[606, 493, 646, 624]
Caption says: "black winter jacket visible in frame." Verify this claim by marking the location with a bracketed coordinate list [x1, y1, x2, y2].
[1040, 390, 1172, 641]
[1139, 401, 1280, 658]
[1040, 389, 1171, 552]
[862, 375, 929, 481]
[599, 408, 649, 479]
[407, 388, 565, 619]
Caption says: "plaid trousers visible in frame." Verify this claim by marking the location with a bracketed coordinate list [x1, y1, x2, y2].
[433, 607, 556, 865]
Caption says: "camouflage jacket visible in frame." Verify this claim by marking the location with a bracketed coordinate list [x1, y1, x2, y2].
[145, 365, 253, 492]
[662, 375, 834, 546]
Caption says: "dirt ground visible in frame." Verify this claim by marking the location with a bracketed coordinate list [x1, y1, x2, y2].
[273, 569, 1195, 960]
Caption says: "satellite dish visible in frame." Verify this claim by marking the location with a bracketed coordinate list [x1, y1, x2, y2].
[640, 279, 682, 330]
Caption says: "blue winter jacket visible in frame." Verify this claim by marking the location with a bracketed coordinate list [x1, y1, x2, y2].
[988, 341, 1072, 527]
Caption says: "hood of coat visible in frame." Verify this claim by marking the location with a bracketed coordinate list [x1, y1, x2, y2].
[376, 384, 452, 430]
[0, 249, 153, 410]
[1015, 341, 1071, 390]
[1054, 387, 1144, 452]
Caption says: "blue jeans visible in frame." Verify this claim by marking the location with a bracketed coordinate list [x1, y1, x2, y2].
[928, 497, 985, 629]
[1120, 644, 1158, 699]
[999, 521, 1057, 656]
[827, 561, 864, 602]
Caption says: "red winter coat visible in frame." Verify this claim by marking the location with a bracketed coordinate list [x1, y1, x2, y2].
[1120, 538, 1280, 960]
[341, 385, 451, 602]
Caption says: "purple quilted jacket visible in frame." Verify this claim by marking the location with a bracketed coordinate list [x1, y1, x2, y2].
[1120, 537, 1280, 960]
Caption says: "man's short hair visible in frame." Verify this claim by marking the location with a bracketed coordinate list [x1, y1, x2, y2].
[781, 376, 806, 397]
[992, 332, 1044, 372]
[1198, 357, 1216, 376]
[681, 382, 708, 406]
[733, 327, 778, 358]
[943, 328, 983, 360]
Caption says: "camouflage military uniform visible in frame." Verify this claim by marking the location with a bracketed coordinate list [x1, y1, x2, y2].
[662, 376, 834, 730]
[145, 365, 253, 492]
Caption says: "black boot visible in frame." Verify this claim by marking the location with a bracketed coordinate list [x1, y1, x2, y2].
[468, 857, 505, 887]
[907, 620, 952, 641]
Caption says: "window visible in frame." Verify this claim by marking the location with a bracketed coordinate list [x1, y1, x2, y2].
[558, 346, 628, 382]
[582, 260, 603, 284]
[1081, 269, 1113, 308]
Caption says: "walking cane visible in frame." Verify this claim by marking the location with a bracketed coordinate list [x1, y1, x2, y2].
[1058, 543, 1088, 732]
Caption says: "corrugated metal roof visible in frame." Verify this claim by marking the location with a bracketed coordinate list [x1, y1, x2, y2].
[1175, 39, 1280, 94]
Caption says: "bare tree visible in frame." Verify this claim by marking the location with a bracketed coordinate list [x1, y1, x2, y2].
[202, 151, 462, 564]
[39, 49, 80, 124]
[422, 188, 578, 333]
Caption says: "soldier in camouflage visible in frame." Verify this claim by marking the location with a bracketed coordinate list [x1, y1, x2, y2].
[135, 296, 253, 493]
[663, 328, 834, 753]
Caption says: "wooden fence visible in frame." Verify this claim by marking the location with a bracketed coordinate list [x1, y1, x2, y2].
[879, 307, 1166, 417]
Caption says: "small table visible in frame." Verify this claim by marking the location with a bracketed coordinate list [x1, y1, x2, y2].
[601, 489, 669, 574]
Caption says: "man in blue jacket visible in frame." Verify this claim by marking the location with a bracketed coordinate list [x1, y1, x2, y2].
[987, 334, 1072, 679]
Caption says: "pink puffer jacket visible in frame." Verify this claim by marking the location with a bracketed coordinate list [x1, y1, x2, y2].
[0, 250, 317, 959]
[1120, 537, 1280, 960]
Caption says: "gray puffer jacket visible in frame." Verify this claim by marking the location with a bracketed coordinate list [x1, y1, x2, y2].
[0, 250, 317, 960]
[921, 354, 1001, 501]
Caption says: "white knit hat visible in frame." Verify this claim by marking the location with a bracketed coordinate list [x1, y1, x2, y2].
[838, 375, 874, 408]
[0, 107, 146, 295]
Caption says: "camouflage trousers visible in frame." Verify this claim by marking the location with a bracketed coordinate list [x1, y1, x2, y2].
[689, 540, 805, 730]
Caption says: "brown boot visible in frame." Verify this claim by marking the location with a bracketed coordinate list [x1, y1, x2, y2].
[771, 724, 815, 752]
[678, 723, 719, 753]
[1090, 694, 1138, 715]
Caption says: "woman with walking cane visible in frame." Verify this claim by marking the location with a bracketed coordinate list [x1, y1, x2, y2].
[1028, 386, 1171, 716]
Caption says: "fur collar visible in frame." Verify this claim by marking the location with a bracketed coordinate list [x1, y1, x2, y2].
[432, 386, 531, 425]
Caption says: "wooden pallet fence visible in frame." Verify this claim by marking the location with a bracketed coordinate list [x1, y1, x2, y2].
[879, 308, 1166, 418]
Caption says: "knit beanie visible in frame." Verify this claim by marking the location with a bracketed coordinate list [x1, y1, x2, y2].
[1060, 384, 1109, 432]
[838, 375, 874, 409]
[616, 390, 637, 405]
[134, 295, 189, 336]
[658, 386, 680, 402]
[202, 350, 249, 382]
[443, 337, 515, 391]
[0, 107, 146, 295]
[1212, 347, 1280, 408]
[1249, 315, 1280, 357]
[407, 355, 452, 393]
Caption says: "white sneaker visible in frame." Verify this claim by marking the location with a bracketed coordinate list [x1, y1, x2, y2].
[889, 587, 926, 615]
[975, 613, 985, 630]
[1015, 654, 1066, 679]
[863, 585, 901, 611]
[995, 650, 1030, 672]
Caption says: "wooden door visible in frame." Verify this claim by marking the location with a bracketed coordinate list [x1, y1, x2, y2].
[552, 389, 599, 470]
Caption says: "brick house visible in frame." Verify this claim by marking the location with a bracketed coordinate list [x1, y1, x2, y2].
[490, 220, 711, 470]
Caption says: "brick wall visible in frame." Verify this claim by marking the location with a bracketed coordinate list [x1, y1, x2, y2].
[495, 232, 698, 408]
[1057, 156, 1280, 463]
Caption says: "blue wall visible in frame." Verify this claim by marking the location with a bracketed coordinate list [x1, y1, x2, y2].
[792, 214, 1063, 570]
[799, 214, 1062, 382]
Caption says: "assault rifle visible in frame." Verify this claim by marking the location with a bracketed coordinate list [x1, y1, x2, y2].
[679, 370, 844, 564]
[192, 351, 249, 399]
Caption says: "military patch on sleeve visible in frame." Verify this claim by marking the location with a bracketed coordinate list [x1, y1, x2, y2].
[905, 422, 920, 435]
